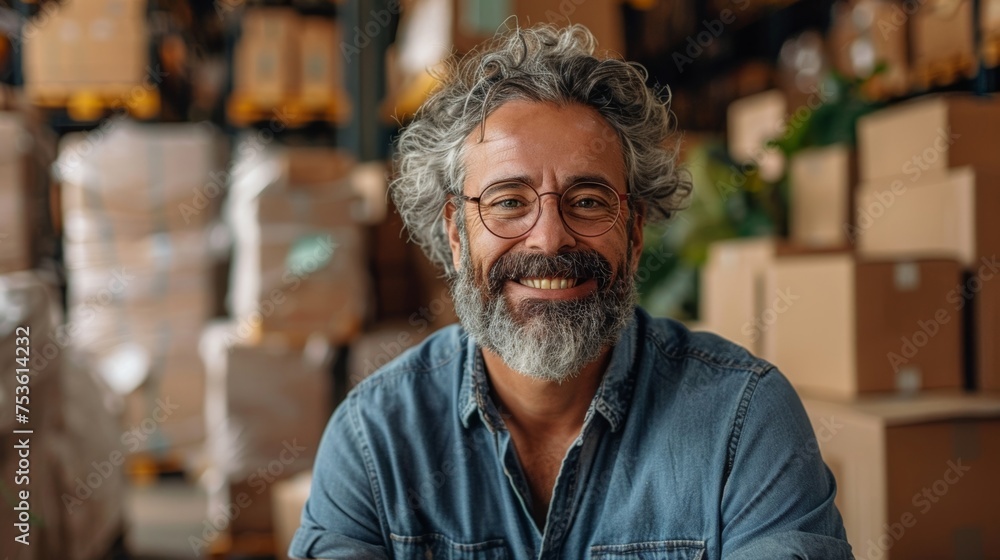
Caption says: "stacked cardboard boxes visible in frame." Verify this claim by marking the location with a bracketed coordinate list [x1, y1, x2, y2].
[0, 272, 125, 560]
[231, 9, 348, 120]
[233, 8, 299, 108]
[227, 144, 372, 344]
[803, 394, 1000, 559]
[984, 0, 1000, 68]
[0, 113, 31, 273]
[386, 0, 625, 118]
[703, 92, 1000, 557]
[449, 0, 625, 55]
[788, 144, 856, 250]
[911, 0, 977, 84]
[58, 122, 222, 462]
[23, 0, 149, 103]
[198, 322, 332, 545]
[699, 236, 777, 356]
[855, 94, 1000, 392]
[214, 143, 391, 548]
[763, 256, 965, 397]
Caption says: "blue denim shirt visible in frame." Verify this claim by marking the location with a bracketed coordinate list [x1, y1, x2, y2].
[290, 307, 852, 559]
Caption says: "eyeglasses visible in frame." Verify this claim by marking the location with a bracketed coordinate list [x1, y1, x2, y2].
[458, 181, 630, 239]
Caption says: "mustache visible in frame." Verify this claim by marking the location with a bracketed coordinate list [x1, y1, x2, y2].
[486, 250, 615, 294]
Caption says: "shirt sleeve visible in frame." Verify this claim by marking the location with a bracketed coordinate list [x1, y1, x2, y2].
[289, 396, 390, 560]
[719, 368, 855, 560]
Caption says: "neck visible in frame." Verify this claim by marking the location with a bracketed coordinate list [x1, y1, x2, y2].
[481, 347, 611, 440]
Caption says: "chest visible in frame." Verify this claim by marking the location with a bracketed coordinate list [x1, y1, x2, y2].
[519, 445, 566, 496]
[509, 434, 576, 525]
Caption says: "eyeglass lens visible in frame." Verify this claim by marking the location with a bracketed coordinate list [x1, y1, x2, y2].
[476, 182, 622, 238]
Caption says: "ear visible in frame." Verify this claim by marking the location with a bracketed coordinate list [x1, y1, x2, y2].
[629, 206, 645, 274]
[444, 197, 463, 272]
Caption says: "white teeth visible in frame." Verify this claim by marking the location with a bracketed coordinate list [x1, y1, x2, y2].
[517, 278, 579, 290]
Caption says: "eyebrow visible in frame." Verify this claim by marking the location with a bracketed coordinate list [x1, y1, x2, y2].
[477, 173, 618, 194]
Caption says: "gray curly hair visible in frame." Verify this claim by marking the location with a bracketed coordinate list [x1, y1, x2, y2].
[391, 23, 691, 275]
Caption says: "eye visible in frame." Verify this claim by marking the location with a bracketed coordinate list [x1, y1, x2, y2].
[494, 197, 526, 209]
[566, 190, 613, 209]
[481, 182, 535, 212]
[571, 197, 604, 209]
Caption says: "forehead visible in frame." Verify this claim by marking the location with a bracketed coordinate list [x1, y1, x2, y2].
[462, 100, 626, 188]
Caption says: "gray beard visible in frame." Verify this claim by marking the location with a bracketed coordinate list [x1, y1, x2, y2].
[450, 239, 637, 383]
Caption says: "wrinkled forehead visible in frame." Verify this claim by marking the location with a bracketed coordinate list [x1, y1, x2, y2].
[460, 100, 627, 191]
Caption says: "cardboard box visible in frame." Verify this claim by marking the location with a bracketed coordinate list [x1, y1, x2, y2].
[700, 237, 776, 355]
[911, 0, 976, 75]
[802, 394, 1000, 559]
[0, 188, 30, 274]
[975, 272, 1000, 392]
[241, 7, 298, 42]
[56, 124, 221, 379]
[447, 0, 624, 55]
[857, 95, 1000, 182]
[123, 356, 207, 458]
[298, 17, 344, 104]
[272, 471, 312, 560]
[63, 230, 213, 299]
[235, 225, 369, 343]
[985, 0, 1000, 66]
[348, 320, 430, 388]
[58, 123, 222, 230]
[229, 146, 371, 343]
[234, 8, 299, 106]
[513, 0, 624, 55]
[257, 188, 357, 228]
[282, 146, 355, 188]
[828, 0, 908, 98]
[65, 0, 147, 23]
[855, 167, 1000, 268]
[23, 0, 148, 98]
[765, 254, 964, 398]
[727, 90, 786, 182]
[789, 144, 856, 249]
[0, 114, 31, 274]
[199, 323, 331, 536]
[84, 23, 148, 88]
[258, 235, 369, 341]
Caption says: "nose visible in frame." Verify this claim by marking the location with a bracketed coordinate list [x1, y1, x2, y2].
[523, 192, 577, 253]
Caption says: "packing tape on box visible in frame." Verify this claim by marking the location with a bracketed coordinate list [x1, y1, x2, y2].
[894, 262, 921, 291]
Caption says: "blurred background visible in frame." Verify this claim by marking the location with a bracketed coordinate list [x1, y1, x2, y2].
[0, 0, 998, 558]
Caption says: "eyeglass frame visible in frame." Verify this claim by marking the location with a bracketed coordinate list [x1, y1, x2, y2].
[454, 181, 632, 239]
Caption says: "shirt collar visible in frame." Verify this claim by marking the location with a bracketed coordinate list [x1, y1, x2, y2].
[458, 309, 640, 433]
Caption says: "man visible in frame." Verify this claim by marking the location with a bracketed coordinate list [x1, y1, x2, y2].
[291, 24, 852, 560]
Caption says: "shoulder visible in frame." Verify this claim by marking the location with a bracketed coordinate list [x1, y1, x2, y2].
[633, 308, 801, 434]
[638, 308, 776, 382]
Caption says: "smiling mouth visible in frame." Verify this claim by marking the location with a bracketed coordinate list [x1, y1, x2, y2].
[516, 277, 580, 290]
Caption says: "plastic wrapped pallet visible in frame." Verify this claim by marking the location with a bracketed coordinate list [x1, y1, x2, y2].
[22, 0, 149, 103]
[198, 321, 332, 539]
[226, 144, 371, 344]
[0, 271, 124, 560]
[0, 113, 32, 274]
[57, 122, 223, 460]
